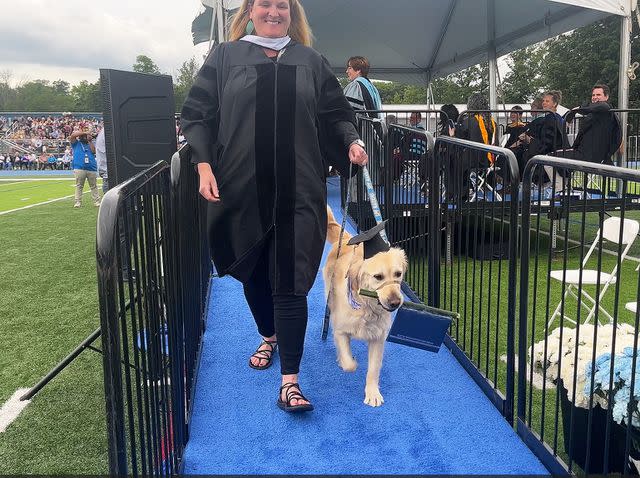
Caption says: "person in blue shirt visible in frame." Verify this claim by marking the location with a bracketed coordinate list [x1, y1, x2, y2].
[69, 129, 100, 207]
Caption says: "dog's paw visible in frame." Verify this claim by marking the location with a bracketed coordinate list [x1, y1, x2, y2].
[364, 387, 384, 407]
[338, 356, 358, 372]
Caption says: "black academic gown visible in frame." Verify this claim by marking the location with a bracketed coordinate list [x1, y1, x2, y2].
[181, 40, 359, 295]
[569, 102, 622, 165]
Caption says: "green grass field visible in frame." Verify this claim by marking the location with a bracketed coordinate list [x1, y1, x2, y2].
[0, 176, 105, 213]
[0, 179, 108, 473]
[403, 210, 640, 472]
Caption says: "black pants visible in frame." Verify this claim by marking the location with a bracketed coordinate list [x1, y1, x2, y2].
[242, 243, 308, 375]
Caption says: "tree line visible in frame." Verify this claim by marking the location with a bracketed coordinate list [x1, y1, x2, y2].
[1, 16, 638, 113]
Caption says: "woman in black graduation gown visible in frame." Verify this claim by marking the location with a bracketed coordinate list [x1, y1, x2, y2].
[181, 0, 368, 412]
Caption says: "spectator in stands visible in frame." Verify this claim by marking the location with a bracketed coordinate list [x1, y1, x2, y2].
[38, 153, 48, 170]
[564, 83, 622, 165]
[95, 127, 109, 192]
[20, 155, 29, 170]
[62, 149, 72, 170]
[343, 56, 383, 119]
[47, 154, 57, 170]
[69, 129, 100, 208]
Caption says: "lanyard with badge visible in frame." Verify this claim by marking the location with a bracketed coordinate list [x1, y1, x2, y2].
[80, 141, 90, 165]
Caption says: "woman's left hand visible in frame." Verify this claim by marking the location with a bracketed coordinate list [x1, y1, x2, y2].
[349, 143, 368, 166]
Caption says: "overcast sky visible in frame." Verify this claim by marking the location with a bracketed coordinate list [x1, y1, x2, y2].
[2, 0, 210, 86]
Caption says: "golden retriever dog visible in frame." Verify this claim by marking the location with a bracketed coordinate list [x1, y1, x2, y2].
[323, 207, 407, 406]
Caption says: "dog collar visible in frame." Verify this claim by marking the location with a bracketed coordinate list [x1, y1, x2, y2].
[347, 276, 362, 310]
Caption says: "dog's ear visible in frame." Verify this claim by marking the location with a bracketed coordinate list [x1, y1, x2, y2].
[347, 261, 361, 292]
[396, 248, 408, 274]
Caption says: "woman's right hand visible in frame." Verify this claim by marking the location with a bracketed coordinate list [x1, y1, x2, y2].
[197, 163, 220, 202]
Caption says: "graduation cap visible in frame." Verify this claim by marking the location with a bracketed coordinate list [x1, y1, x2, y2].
[347, 220, 390, 259]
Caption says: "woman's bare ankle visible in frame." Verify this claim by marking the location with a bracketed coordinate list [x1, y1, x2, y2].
[282, 373, 298, 385]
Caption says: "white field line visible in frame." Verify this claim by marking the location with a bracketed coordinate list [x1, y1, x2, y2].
[0, 389, 31, 433]
[0, 178, 75, 181]
[0, 180, 26, 186]
[0, 192, 90, 216]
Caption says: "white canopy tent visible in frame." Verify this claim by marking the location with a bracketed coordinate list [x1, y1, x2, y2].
[304, 0, 633, 84]
[199, 0, 636, 160]
[202, 1, 633, 101]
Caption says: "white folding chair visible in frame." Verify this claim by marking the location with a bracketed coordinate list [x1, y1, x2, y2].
[547, 217, 640, 328]
[469, 163, 502, 202]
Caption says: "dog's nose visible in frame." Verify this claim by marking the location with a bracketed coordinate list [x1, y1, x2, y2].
[388, 299, 401, 310]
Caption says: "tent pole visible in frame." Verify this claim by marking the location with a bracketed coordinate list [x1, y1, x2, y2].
[618, 13, 632, 169]
[426, 73, 433, 131]
[487, 0, 498, 111]
[208, 1, 217, 52]
[217, 0, 226, 43]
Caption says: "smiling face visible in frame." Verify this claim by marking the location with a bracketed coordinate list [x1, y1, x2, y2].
[250, 0, 291, 38]
[592, 87, 609, 103]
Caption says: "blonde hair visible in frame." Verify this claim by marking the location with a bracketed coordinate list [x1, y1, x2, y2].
[229, 0, 312, 47]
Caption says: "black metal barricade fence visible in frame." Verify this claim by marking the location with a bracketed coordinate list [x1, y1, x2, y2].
[169, 145, 210, 426]
[345, 116, 387, 232]
[433, 136, 520, 422]
[518, 156, 640, 475]
[347, 118, 438, 304]
[384, 123, 435, 302]
[350, 115, 519, 422]
[346, 110, 640, 473]
[97, 147, 210, 475]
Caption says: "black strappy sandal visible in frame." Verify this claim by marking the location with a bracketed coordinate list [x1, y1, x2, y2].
[277, 382, 314, 412]
[248, 339, 278, 370]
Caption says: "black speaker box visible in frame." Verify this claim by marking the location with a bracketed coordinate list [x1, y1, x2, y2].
[100, 69, 177, 186]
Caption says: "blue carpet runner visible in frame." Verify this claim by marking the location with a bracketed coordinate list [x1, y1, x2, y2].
[183, 177, 547, 474]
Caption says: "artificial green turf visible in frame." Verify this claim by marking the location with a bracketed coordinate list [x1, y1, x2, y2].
[0, 179, 77, 212]
[0, 193, 108, 473]
[403, 211, 640, 474]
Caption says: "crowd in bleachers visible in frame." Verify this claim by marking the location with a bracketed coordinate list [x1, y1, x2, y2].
[0, 115, 102, 170]
[0, 151, 73, 170]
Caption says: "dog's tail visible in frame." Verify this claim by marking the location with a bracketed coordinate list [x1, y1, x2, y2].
[326, 206, 345, 244]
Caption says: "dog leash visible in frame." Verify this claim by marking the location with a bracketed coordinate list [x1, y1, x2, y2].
[321, 161, 391, 340]
[361, 165, 389, 243]
[321, 161, 354, 340]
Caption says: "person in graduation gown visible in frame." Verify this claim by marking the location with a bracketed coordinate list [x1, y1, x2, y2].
[564, 84, 622, 165]
[343, 56, 383, 119]
[181, 0, 368, 413]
